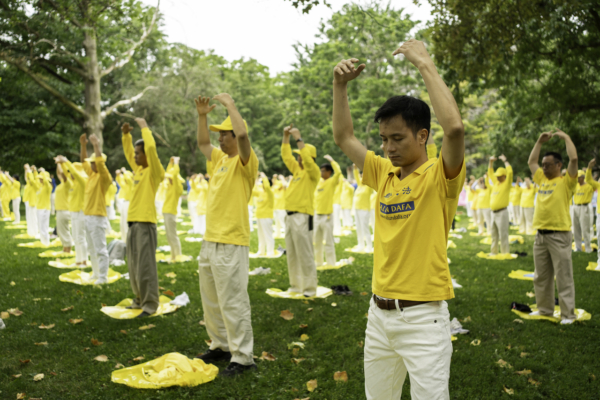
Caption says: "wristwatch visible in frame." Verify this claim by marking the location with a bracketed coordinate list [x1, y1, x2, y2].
[296, 138, 303, 142]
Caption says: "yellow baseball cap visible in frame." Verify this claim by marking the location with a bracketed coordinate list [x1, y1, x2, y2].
[85, 153, 107, 163]
[494, 167, 507, 177]
[293, 144, 317, 159]
[578, 170, 584, 177]
[209, 116, 248, 133]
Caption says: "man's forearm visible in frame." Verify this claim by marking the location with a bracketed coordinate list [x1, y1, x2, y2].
[332, 82, 354, 145]
[528, 141, 542, 167]
[564, 137, 578, 177]
[80, 141, 87, 162]
[282, 133, 291, 145]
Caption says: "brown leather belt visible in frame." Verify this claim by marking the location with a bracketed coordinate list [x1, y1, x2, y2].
[575, 203, 591, 206]
[372, 295, 430, 310]
[492, 207, 507, 213]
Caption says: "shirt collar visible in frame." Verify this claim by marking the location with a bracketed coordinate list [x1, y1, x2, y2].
[387, 158, 436, 178]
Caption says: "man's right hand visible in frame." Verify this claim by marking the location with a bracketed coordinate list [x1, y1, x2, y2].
[324, 154, 333, 162]
[489, 156, 497, 162]
[80, 134, 88, 146]
[538, 131, 553, 143]
[283, 124, 294, 137]
[194, 96, 217, 116]
[333, 58, 366, 84]
[589, 158, 596, 169]
[121, 122, 133, 134]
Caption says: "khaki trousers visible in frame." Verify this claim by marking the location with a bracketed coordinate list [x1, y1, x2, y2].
[257, 218, 274, 255]
[522, 207, 534, 235]
[314, 214, 336, 266]
[491, 208, 509, 255]
[285, 212, 317, 297]
[71, 211, 87, 263]
[198, 241, 254, 365]
[477, 208, 491, 235]
[126, 222, 159, 314]
[533, 231, 576, 320]
[56, 210, 72, 247]
[573, 205, 592, 252]
[163, 212, 182, 257]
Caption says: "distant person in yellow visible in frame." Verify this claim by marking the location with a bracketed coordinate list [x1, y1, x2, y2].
[509, 178, 523, 226]
[519, 177, 537, 235]
[466, 175, 476, 220]
[59, 157, 88, 266]
[187, 174, 200, 233]
[255, 172, 275, 256]
[314, 155, 342, 266]
[23, 165, 39, 237]
[281, 123, 320, 297]
[54, 162, 73, 254]
[572, 168, 595, 253]
[163, 157, 184, 262]
[194, 94, 258, 376]
[467, 176, 479, 227]
[585, 159, 600, 265]
[0, 170, 12, 219]
[121, 118, 165, 316]
[332, 40, 465, 399]
[0, 171, 21, 223]
[340, 173, 355, 229]
[105, 180, 118, 221]
[195, 174, 209, 235]
[115, 168, 133, 239]
[488, 155, 513, 255]
[26, 165, 52, 245]
[272, 174, 287, 237]
[527, 129, 578, 324]
[477, 175, 492, 235]
[155, 179, 167, 219]
[353, 164, 374, 252]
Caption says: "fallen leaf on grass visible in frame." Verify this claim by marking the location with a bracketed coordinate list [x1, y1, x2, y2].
[300, 334, 309, 341]
[120, 330, 127, 334]
[10, 281, 15, 286]
[506, 344, 512, 350]
[33, 373, 44, 381]
[462, 316, 472, 323]
[528, 377, 541, 386]
[513, 319, 523, 324]
[69, 318, 83, 324]
[358, 341, 364, 348]
[165, 272, 176, 278]
[50, 372, 57, 376]
[162, 290, 174, 296]
[470, 339, 481, 346]
[333, 371, 348, 382]
[94, 355, 108, 362]
[17, 394, 26, 400]
[280, 310, 294, 320]
[38, 323, 55, 329]
[520, 352, 529, 358]
[288, 342, 305, 349]
[291, 358, 305, 364]
[19, 359, 31, 364]
[306, 308, 313, 312]
[526, 292, 535, 298]
[114, 363, 124, 369]
[299, 324, 308, 328]
[1, 311, 9, 319]
[516, 369, 532, 376]
[503, 386, 514, 395]
[139, 324, 156, 330]
[259, 351, 276, 361]
[497, 359, 513, 369]
[205, 340, 212, 346]
[61, 306, 74, 312]
[83, 347, 90, 351]
[306, 379, 318, 392]
[35, 342, 48, 346]
[170, 279, 177, 284]
[331, 303, 337, 307]
[91, 338, 103, 346]
[133, 356, 145, 361]
[270, 279, 278, 283]
[199, 320, 206, 326]
[13, 374, 22, 378]
[8, 308, 23, 316]
[360, 292, 368, 296]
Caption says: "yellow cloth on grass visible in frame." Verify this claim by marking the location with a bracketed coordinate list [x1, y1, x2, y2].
[266, 286, 333, 300]
[18, 239, 62, 248]
[586, 262, 600, 271]
[479, 235, 524, 245]
[249, 250, 284, 259]
[476, 252, 518, 260]
[155, 253, 193, 263]
[316, 259, 352, 271]
[344, 246, 374, 254]
[101, 295, 179, 319]
[59, 268, 121, 285]
[508, 270, 536, 281]
[48, 259, 90, 269]
[511, 305, 591, 323]
[38, 250, 74, 258]
[13, 233, 36, 239]
[572, 242, 598, 251]
[111, 352, 218, 389]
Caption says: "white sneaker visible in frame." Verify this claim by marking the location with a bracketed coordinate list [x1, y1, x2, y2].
[94, 277, 108, 285]
[365, 247, 374, 253]
[560, 319, 574, 325]
[529, 311, 541, 316]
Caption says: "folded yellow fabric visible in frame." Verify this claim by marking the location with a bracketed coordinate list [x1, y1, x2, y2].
[18, 239, 62, 248]
[447, 240, 457, 249]
[316, 259, 352, 271]
[111, 352, 218, 389]
[511, 305, 591, 323]
[48, 259, 90, 269]
[508, 270, 535, 281]
[13, 233, 37, 239]
[469, 232, 490, 237]
[479, 235, 524, 245]
[38, 250, 75, 258]
[155, 254, 193, 263]
[587, 262, 600, 272]
[266, 286, 333, 300]
[101, 295, 178, 319]
[5, 224, 26, 230]
[249, 250, 284, 259]
[476, 252, 518, 260]
[158, 230, 186, 236]
[59, 268, 121, 285]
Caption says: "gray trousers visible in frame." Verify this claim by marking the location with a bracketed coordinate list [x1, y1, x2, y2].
[126, 222, 159, 314]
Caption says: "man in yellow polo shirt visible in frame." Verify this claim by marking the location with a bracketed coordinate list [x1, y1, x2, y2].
[527, 129, 578, 324]
[122, 118, 165, 316]
[314, 155, 342, 266]
[281, 124, 321, 297]
[194, 94, 258, 376]
[254, 172, 275, 256]
[477, 175, 492, 235]
[59, 158, 88, 266]
[54, 162, 73, 254]
[353, 164, 374, 252]
[26, 166, 52, 245]
[573, 169, 595, 252]
[585, 159, 600, 265]
[488, 155, 513, 255]
[332, 40, 465, 398]
[520, 177, 537, 235]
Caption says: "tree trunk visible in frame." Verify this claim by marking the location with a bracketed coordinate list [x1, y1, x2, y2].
[83, 27, 104, 150]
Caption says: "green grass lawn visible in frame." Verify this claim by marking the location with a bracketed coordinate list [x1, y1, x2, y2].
[1, 207, 599, 399]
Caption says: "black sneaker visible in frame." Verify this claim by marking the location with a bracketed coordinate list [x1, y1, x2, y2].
[343, 285, 353, 295]
[219, 362, 257, 377]
[195, 348, 232, 363]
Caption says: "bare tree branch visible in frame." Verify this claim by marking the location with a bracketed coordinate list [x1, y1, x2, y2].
[100, 1, 160, 77]
[36, 57, 87, 78]
[101, 86, 158, 119]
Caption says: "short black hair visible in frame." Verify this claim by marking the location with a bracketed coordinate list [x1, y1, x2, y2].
[320, 163, 333, 173]
[13, 174, 19, 181]
[374, 95, 431, 140]
[135, 139, 145, 154]
[221, 130, 236, 138]
[543, 151, 563, 164]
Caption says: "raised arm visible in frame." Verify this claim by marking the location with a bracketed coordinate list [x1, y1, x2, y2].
[212, 93, 251, 165]
[528, 132, 552, 175]
[89, 134, 112, 187]
[488, 156, 498, 185]
[121, 122, 138, 171]
[332, 59, 368, 170]
[499, 154, 513, 182]
[585, 159, 600, 189]
[393, 40, 464, 178]
[58, 156, 85, 186]
[195, 96, 217, 160]
[324, 154, 342, 182]
[553, 129, 578, 178]
[281, 125, 299, 174]
[135, 118, 165, 183]
[79, 134, 88, 163]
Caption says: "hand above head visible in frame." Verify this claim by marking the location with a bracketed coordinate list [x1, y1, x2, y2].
[194, 96, 217, 116]
[498, 154, 507, 163]
[552, 129, 569, 140]
[324, 154, 333, 162]
[516, 176, 522, 183]
[134, 118, 148, 130]
[89, 134, 99, 146]
[392, 39, 432, 69]
[80, 134, 88, 146]
[283, 124, 294, 138]
[115, 169, 121, 175]
[538, 131, 553, 143]
[589, 158, 596, 169]
[489, 156, 497, 162]
[212, 93, 234, 108]
[121, 122, 133, 134]
[525, 177, 532, 184]
[173, 156, 180, 165]
[259, 171, 266, 178]
[333, 58, 366, 84]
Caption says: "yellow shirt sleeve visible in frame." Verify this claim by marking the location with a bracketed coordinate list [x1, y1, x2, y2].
[281, 143, 299, 175]
[142, 128, 165, 187]
[585, 168, 600, 190]
[361, 151, 394, 192]
[122, 132, 138, 171]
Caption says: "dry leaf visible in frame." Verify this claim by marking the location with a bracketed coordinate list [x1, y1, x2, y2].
[17, 394, 26, 400]
[300, 334, 309, 341]
[292, 348, 299, 356]
[138, 324, 156, 330]
[61, 306, 74, 312]
[91, 338, 103, 346]
[497, 359, 513, 369]
[360, 292, 368, 296]
[165, 272, 176, 278]
[503, 386, 514, 395]
[50, 372, 57, 376]
[69, 318, 83, 324]
[270, 279, 278, 283]
[333, 371, 348, 382]
[306, 379, 318, 392]
[506, 344, 512, 350]
[8, 308, 23, 316]
[199, 320, 206, 326]
[101, 303, 107, 307]
[528, 377, 541, 386]
[133, 356, 145, 361]
[358, 341, 364, 348]
[288, 342, 305, 349]
[158, 286, 165, 290]
[516, 369, 532, 376]
[470, 339, 481, 346]
[38, 323, 55, 329]
[33, 373, 44, 381]
[259, 351, 276, 361]
[306, 308, 313, 312]
[280, 310, 294, 320]
[13, 374, 22, 378]
[120, 330, 128, 334]
[205, 339, 212, 346]
[19, 359, 31, 364]
[94, 355, 108, 362]
[331, 303, 337, 307]
[83, 347, 90, 351]
[513, 319, 523, 324]
[35, 342, 48, 346]
[1, 311, 9, 319]
[114, 363, 124, 369]
[162, 290, 175, 296]
[462, 316, 472, 323]
[526, 292, 535, 298]
[520, 352, 529, 358]
[10, 281, 15, 286]
[291, 358, 305, 364]
[299, 324, 308, 328]
[170, 279, 177, 284]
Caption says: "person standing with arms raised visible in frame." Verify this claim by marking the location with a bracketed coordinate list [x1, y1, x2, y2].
[527, 130, 578, 324]
[488, 155, 513, 255]
[194, 94, 258, 377]
[332, 39, 465, 399]
[121, 119, 165, 317]
[163, 157, 184, 262]
[313, 155, 342, 266]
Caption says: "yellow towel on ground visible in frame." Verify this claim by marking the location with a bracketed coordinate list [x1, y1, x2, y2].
[508, 270, 535, 281]
[101, 295, 178, 319]
[266, 286, 333, 300]
[511, 305, 591, 323]
[18, 239, 62, 248]
[106, 231, 121, 239]
[4, 224, 25, 230]
[111, 352, 218, 389]
[159, 230, 186, 236]
[447, 240, 457, 249]
[59, 268, 121, 285]
[469, 232, 491, 237]
[38, 250, 75, 258]
[48, 259, 90, 269]
[479, 235, 524, 245]
[156, 254, 194, 263]
[249, 250, 284, 259]
[13, 233, 37, 239]
[316, 258, 353, 271]
[476, 252, 518, 260]
[586, 262, 600, 272]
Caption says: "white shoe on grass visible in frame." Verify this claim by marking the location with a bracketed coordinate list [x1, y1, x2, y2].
[560, 319, 574, 325]
[529, 311, 540, 316]
[94, 278, 108, 285]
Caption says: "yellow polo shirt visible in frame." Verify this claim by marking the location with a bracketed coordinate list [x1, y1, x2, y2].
[25, 172, 37, 207]
[255, 177, 274, 219]
[370, 190, 377, 210]
[54, 178, 71, 211]
[488, 165, 513, 210]
[188, 177, 200, 203]
[27, 171, 52, 210]
[204, 147, 258, 246]
[585, 168, 600, 191]
[477, 186, 491, 209]
[273, 180, 286, 210]
[363, 151, 465, 301]
[574, 182, 595, 205]
[281, 143, 320, 215]
[509, 185, 522, 205]
[196, 179, 208, 216]
[163, 165, 184, 215]
[333, 176, 343, 205]
[354, 168, 375, 210]
[315, 160, 342, 215]
[11, 180, 21, 200]
[63, 161, 88, 213]
[341, 181, 354, 210]
[105, 181, 117, 206]
[520, 186, 537, 208]
[466, 185, 475, 202]
[83, 157, 112, 217]
[533, 168, 577, 231]
[470, 188, 479, 210]
[123, 128, 165, 223]
[156, 181, 168, 202]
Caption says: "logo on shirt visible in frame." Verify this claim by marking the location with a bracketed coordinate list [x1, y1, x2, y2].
[380, 201, 415, 215]
[402, 187, 411, 195]
[384, 193, 392, 199]
[217, 166, 228, 174]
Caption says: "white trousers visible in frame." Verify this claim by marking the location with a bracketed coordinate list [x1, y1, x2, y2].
[466, 201, 473, 217]
[364, 299, 452, 400]
[342, 208, 353, 228]
[491, 208, 510, 254]
[12, 197, 21, 223]
[257, 218, 274, 255]
[85, 215, 109, 281]
[163, 212, 182, 257]
[155, 200, 163, 218]
[521, 207, 534, 235]
[37, 208, 50, 246]
[56, 210, 72, 247]
[285, 213, 317, 297]
[275, 209, 286, 237]
[26, 203, 38, 237]
[333, 204, 342, 236]
[355, 209, 373, 251]
[107, 201, 117, 220]
[314, 214, 336, 266]
[198, 241, 254, 365]
[512, 205, 521, 226]
[248, 205, 254, 232]
[477, 208, 491, 235]
[177, 197, 183, 217]
[71, 211, 88, 263]
[573, 205, 592, 252]
[194, 214, 206, 235]
[370, 208, 376, 230]
[120, 200, 129, 239]
[188, 200, 197, 220]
